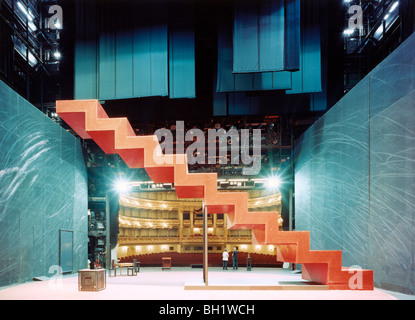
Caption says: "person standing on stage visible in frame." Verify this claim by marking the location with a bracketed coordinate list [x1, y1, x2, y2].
[222, 248, 229, 270]
[232, 247, 238, 270]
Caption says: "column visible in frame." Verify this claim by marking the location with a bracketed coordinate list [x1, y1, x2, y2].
[203, 204, 208, 285]
[190, 210, 194, 235]
[178, 207, 183, 253]
[213, 213, 217, 236]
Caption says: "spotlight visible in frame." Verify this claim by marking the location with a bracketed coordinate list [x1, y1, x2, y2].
[114, 179, 131, 193]
[343, 28, 355, 36]
[266, 176, 281, 190]
[53, 51, 61, 59]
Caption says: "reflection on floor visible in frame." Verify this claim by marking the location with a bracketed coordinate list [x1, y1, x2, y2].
[0, 267, 414, 300]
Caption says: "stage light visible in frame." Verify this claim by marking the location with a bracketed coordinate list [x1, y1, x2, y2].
[266, 176, 281, 190]
[53, 51, 61, 59]
[343, 28, 355, 36]
[114, 179, 131, 193]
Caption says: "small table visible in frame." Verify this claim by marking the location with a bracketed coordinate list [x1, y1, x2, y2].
[162, 257, 171, 270]
[115, 263, 133, 276]
[78, 269, 106, 291]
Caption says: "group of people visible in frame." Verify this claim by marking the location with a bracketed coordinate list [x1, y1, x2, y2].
[222, 247, 238, 270]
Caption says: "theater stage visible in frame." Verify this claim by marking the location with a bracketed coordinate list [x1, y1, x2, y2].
[0, 267, 413, 300]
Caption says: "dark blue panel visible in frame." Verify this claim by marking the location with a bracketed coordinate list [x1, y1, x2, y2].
[217, 20, 292, 93]
[75, 0, 169, 100]
[284, 0, 300, 70]
[168, 2, 196, 99]
[253, 72, 292, 91]
[233, 0, 299, 73]
[233, 0, 285, 73]
[74, 0, 97, 99]
[213, 92, 227, 116]
[258, 0, 285, 71]
[228, 92, 250, 115]
[98, 1, 116, 100]
[287, 0, 322, 94]
[149, 23, 169, 97]
[115, 2, 133, 99]
[132, 23, 152, 97]
[169, 28, 196, 99]
[132, 0, 168, 98]
[233, 0, 259, 73]
[216, 21, 235, 92]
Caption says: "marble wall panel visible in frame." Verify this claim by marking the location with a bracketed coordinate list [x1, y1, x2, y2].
[0, 80, 88, 287]
[338, 78, 371, 268]
[73, 168, 88, 272]
[369, 90, 415, 292]
[0, 86, 23, 285]
[294, 130, 312, 233]
[294, 33, 415, 294]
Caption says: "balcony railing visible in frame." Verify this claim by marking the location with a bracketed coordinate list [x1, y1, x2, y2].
[119, 192, 281, 212]
[119, 216, 180, 229]
[118, 235, 253, 245]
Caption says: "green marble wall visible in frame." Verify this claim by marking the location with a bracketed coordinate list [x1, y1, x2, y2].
[0, 80, 88, 287]
[294, 32, 415, 294]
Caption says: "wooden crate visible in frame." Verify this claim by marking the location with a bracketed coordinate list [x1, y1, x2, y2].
[78, 269, 106, 291]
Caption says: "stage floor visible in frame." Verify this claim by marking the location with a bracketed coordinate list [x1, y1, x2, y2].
[0, 267, 414, 300]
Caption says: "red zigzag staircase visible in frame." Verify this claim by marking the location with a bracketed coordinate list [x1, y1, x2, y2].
[57, 99, 373, 290]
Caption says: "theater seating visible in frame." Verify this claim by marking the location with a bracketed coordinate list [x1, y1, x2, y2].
[120, 252, 283, 268]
